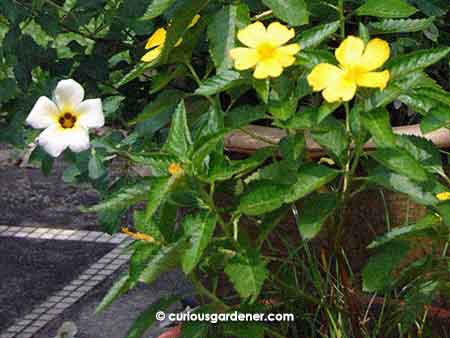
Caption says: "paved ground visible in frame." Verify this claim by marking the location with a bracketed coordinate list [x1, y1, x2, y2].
[0, 149, 190, 338]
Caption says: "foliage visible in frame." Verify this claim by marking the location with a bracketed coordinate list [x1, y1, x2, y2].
[2, 0, 450, 337]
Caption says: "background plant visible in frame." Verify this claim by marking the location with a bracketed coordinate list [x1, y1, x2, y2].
[2, 0, 450, 337]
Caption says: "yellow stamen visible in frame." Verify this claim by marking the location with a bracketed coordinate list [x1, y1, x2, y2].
[436, 192, 450, 201]
[168, 163, 184, 176]
[256, 43, 275, 60]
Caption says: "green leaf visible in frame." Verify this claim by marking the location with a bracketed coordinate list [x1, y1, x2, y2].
[361, 107, 396, 147]
[362, 240, 410, 292]
[296, 21, 339, 49]
[370, 17, 434, 33]
[181, 211, 217, 273]
[368, 213, 442, 249]
[367, 165, 442, 206]
[279, 133, 305, 162]
[103, 96, 125, 119]
[225, 105, 266, 128]
[84, 180, 151, 212]
[96, 274, 133, 314]
[386, 47, 450, 80]
[88, 152, 105, 180]
[192, 131, 228, 173]
[297, 49, 336, 69]
[311, 117, 348, 164]
[253, 78, 270, 104]
[262, 0, 309, 26]
[371, 148, 429, 182]
[139, 239, 189, 284]
[298, 193, 337, 239]
[134, 89, 184, 123]
[224, 251, 268, 302]
[128, 153, 177, 177]
[141, 0, 177, 20]
[145, 176, 176, 221]
[285, 163, 338, 203]
[239, 182, 290, 216]
[117, 62, 156, 87]
[162, 101, 193, 161]
[124, 295, 180, 338]
[207, 5, 238, 73]
[195, 71, 244, 96]
[356, 0, 417, 18]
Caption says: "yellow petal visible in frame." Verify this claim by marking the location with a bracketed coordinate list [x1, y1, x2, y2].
[141, 47, 162, 62]
[253, 59, 283, 79]
[307, 63, 343, 92]
[322, 77, 357, 103]
[356, 70, 390, 90]
[145, 28, 166, 49]
[437, 192, 450, 201]
[237, 21, 267, 48]
[230, 47, 259, 70]
[174, 37, 183, 47]
[359, 38, 390, 71]
[335, 35, 364, 67]
[188, 14, 201, 28]
[274, 49, 296, 67]
[277, 43, 301, 56]
[266, 22, 295, 46]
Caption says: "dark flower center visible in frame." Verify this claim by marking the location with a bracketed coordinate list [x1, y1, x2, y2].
[59, 113, 77, 129]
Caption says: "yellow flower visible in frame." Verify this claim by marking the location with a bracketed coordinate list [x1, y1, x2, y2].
[307, 36, 390, 103]
[229, 21, 301, 79]
[121, 227, 157, 243]
[168, 163, 184, 176]
[141, 15, 201, 63]
[436, 192, 450, 201]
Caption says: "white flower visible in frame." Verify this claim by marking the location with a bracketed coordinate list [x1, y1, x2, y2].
[26, 79, 105, 157]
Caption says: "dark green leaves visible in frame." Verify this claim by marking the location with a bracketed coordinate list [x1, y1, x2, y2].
[297, 193, 337, 239]
[386, 47, 450, 80]
[224, 251, 268, 302]
[362, 241, 410, 292]
[262, 0, 309, 26]
[162, 101, 193, 161]
[195, 71, 244, 96]
[370, 17, 434, 33]
[296, 21, 339, 49]
[141, 0, 177, 20]
[182, 211, 217, 273]
[361, 107, 396, 147]
[356, 0, 417, 18]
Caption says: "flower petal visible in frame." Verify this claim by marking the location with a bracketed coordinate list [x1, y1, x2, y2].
[273, 50, 296, 67]
[141, 47, 163, 62]
[188, 14, 201, 28]
[230, 47, 259, 70]
[356, 70, 390, 90]
[359, 38, 390, 72]
[335, 36, 364, 68]
[26, 96, 59, 129]
[277, 43, 301, 56]
[37, 125, 68, 157]
[145, 28, 166, 49]
[66, 127, 90, 153]
[53, 79, 85, 111]
[76, 99, 105, 128]
[322, 77, 357, 103]
[307, 63, 343, 92]
[266, 22, 295, 46]
[237, 21, 267, 48]
[253, 59, 283, 79]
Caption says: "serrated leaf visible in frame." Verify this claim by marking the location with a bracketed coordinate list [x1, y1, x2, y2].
[297, 49, 336, 69]
[370, 17, 434, 33]
[371, 148, 429, 182]
[224, 251, 268, 302]
[298, 193, 337, 239]
[356, 0, 417, 18]
[225, 105, 266, 128]
[162, 101, 193, 161]
[139, 239, 189, 284]
[192, 130, 228, 173]
[141, 0, 177, 20]
[362, 240, 410, 292]
[386, 47, 450, 80]
[182, 211, 217, 273]
[280, 133, 305, 162]
[84, 180, 151, 212]
[207, 5, 238, 72]
[134, 89, 184, 123]
[311, 117, 349, 164]
[88, 152, 105, 179]
[129, 153, 177, 177]
[262, 0, 309, 26]
[145, 176, 176, 221]
[118, 62, 156, 87]
[195, 71, 244, 96]
[96, 274, 133, 314]
[296, 21, 339, 49]
[361, 107, 396, 147]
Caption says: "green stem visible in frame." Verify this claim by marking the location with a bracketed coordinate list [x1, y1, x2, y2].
[188, 273, 229, 311]
[338, 0, 345, 38]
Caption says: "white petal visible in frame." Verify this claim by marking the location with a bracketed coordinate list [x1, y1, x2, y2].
[26, 97, 59, 129]
[76, 99, 105, 128]
[53, 79, 85, 111]
[66, 127, 90, 153]
[38, 125, 68, 157]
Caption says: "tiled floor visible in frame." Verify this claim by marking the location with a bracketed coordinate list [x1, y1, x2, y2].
[0, 226, 133, 338]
